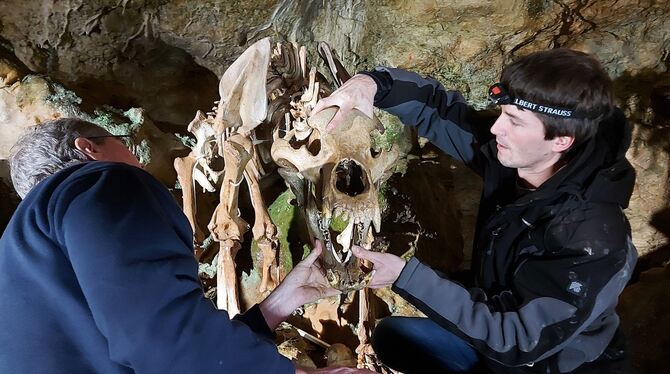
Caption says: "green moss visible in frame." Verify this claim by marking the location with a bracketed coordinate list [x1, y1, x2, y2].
[45, 81, 82, 111]
[175, 133, 196, 148]
[425, 60, 497, 109]
[392, 155, 409, 176]
[89, 107, 144, 136]
[371, 113, 405, 152]
[135, 139, 152, 165]
[377, 182, 390, 213]
[301, 244, 311, 260]
[250, 189, 299, 273]
[329, 214, 349, 232]
[124, 107, 144, 125]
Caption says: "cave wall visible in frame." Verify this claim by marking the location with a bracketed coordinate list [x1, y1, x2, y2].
[0, 1, 669, 369]
[1, 0, 667, 255]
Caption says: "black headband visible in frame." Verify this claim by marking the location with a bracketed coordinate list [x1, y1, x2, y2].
[488, 83, 587, 119]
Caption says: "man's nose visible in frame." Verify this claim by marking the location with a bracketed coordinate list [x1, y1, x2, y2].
[490, 116, 505, 136]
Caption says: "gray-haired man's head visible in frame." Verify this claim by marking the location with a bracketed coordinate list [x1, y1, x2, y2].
[9, 118, 141, 198]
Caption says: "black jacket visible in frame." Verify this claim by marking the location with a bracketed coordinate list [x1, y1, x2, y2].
[364, 67, 637, 373]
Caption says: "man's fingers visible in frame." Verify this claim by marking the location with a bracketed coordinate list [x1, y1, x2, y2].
[311, 96, 337, 117]
[360, 102, 375, 119]
[366, 270, 383, 289]
[302, 240, 323, 265]
[351, 245, 380, 262]
[326, 109, 348, 132]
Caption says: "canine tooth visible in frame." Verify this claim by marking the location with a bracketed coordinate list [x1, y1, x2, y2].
[373, 205, 381, 232]
[336, 219, 355, 254]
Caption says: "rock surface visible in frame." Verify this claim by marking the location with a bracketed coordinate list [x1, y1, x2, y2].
[1, 0, 669, 371]
[1, 0, 666, 254]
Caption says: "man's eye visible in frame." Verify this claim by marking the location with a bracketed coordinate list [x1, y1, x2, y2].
[511, 121, 522, 127]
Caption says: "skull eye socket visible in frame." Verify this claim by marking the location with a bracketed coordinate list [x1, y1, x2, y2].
[334, 159, 368, 197]
[307, 138, 321, 156]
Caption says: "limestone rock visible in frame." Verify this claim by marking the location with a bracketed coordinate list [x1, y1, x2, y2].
[0, 49, 186, 189]
[1, 0, 666, 255]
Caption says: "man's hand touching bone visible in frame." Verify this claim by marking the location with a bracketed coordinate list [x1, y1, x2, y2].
[351, 246, 406, 288]
[310, 74, 377, 132]
[259, 241, 340, 329]
[261, 243, 375, 374]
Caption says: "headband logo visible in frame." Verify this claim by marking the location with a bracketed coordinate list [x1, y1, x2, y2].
[512, 98, 573, 117]
[488, 83, 583, 119]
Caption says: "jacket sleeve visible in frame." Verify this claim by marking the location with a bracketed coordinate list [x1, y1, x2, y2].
[52, 165, 294, 374]
[362, 67, 485, 173]
[392, 221, 636, 367]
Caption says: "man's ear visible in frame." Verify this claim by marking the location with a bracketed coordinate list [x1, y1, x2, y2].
[552, 136, 574, 153]
[74, 137, 103, 160]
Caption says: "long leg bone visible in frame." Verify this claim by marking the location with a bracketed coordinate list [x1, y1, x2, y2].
[356, 286, 376, 370]
[244, 143, 280, 293]
[174, 153, 207, 259]
[204, 37, 274, 315]
[210, 133, 253, 316]
[357, 227, 379, 370]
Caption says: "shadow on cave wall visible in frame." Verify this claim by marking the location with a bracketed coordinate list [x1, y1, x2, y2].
[613, 58, 670, 374]
[613, 59, 670, 276]
[51, 37, 220, 132]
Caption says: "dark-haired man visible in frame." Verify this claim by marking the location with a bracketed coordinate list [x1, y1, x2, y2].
[312, 48, 637, 373]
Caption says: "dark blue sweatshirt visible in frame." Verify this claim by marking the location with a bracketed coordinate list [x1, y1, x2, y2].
[0, 162, 293, 373]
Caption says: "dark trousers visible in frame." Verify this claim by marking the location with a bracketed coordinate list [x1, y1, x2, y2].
[371, 316, 480, 373]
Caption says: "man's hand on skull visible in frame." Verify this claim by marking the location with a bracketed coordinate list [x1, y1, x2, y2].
[351, 246, 406, 288]
[259, 241, 340, 329]
[310, 74, 377, 132]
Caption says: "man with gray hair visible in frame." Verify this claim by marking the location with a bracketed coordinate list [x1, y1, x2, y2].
[9, 118, 141, 198]
[0, 118, 368, 374]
